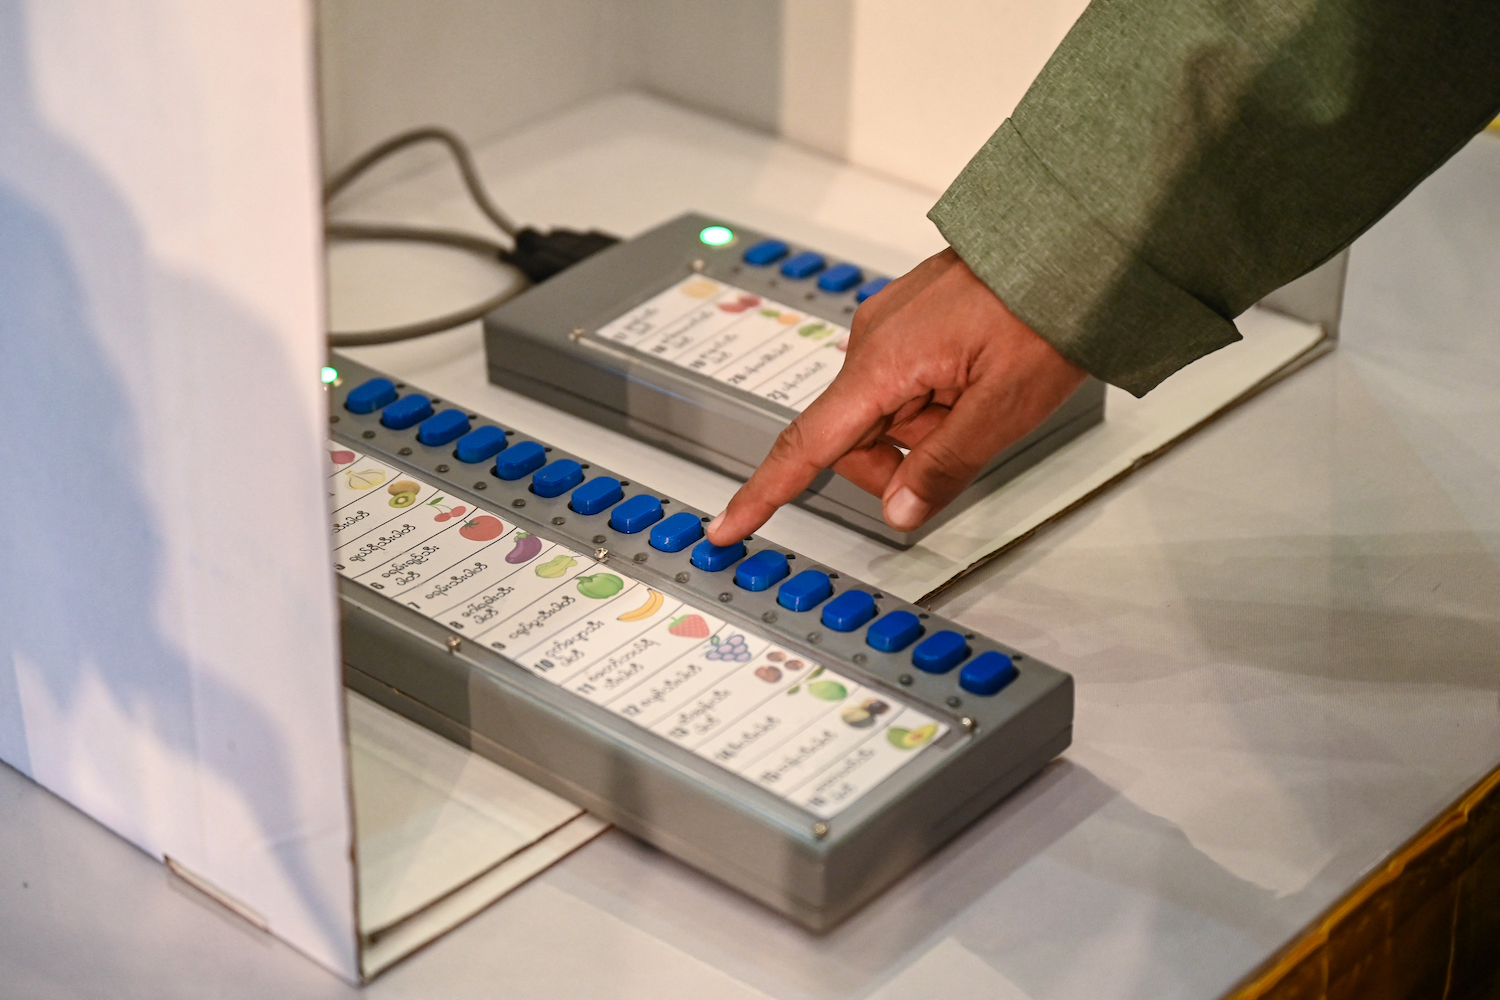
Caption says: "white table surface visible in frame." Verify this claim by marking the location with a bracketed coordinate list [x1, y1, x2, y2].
[4, 96, 1498, 1000]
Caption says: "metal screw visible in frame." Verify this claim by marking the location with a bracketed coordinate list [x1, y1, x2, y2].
[595, 548, 609, 561]
[474, 482, 487, 490]
[328, 415, 340, 423]
[675, 572, 690, 584]
[569, 327, 586, 342]
[592, 534, 607, 544]
[633, 552, 648, 563]
[718, 592, 732, 603]
[812, 822, 829, 840]
[690, 259, 705, 272]
[806, 631, 821, 643]
[961, 717, 975, 731]
[512, 498, 526, 508]
[946, 696, 961, 708]
[436, 464, 449, 473]
[898, 674, 913, 686]
[398, 446, 412, 456]
[762, 611, 777, 623]
[552, 516, 566, 525]
[852, 653, 866, 665]
[362, 430, 375, 439]
[445, 636, 461, 654]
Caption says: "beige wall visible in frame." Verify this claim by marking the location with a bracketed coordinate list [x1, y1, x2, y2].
[316, 0, 1088, 192]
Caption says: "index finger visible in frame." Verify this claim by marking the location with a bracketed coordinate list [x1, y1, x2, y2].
[707, 374, 887, 544]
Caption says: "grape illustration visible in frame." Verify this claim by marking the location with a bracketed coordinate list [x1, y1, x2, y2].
[704, 633, 752, 662]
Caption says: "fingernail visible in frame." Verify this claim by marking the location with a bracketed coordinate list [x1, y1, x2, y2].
[706, 512, 725, 541]
[883, 487, 930, 531]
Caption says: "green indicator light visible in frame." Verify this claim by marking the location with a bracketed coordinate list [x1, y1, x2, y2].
[320, 366, 339, 384]
[698, 225, 734, 247]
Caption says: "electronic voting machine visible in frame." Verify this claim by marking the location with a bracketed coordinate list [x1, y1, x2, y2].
[330, 356, 1073, 930]
[484, 212, 1106, 547]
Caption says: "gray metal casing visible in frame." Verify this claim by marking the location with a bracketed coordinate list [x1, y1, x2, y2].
[484, 212, 1106, 548]
[330, 356, 1073, 930]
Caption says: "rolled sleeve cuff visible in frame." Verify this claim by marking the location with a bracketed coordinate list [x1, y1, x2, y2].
[928, 119, 1241, 397]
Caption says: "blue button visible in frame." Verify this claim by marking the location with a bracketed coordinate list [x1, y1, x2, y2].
[822, 590, 877, 632]
[570, 476, 623, 514]
[494, 441, 546, 480]
[532, 459, 584, 498]
[610, 495, 664, 533]
[866, 610, 924, 652]
[777, 570, 832, 612]
[817, 263, 863, 293]
[959, 651, 1018, 696]
[345, 377, 397, 414]
[416, 408, 471, 446]
[735, 550, 790, 591]
[691, 539, 746, 572]
[855, 277, 891, 303]
[381, 394, 433, 430]
[742, 239, 789, 266]
[651, 511, 705, 552]
[780, 251, 826, 280]
[912, 630, 970, 674]
[455, 426, 508, 463]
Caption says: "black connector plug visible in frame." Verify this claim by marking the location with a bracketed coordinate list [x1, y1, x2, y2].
[501, 227, 620, 284]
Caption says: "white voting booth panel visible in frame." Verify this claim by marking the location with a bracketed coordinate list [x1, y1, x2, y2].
[0, 0, 359, 981]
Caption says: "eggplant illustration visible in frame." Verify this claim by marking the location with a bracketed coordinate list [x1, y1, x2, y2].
[505, 531, 543, 564]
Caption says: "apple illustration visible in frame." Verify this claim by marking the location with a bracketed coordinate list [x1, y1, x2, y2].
[755, 666, 782, 683]
[329, 449, 356, 466]
[459, 515, 505, 541]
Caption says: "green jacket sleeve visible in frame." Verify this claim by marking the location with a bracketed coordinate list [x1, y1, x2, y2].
[929, 0, 1500, 396]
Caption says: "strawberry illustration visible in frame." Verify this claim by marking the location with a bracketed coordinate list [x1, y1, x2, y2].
[668, 614, 710, 638]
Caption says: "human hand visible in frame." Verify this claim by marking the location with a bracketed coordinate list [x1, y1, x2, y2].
[706, 247, 1086, 544]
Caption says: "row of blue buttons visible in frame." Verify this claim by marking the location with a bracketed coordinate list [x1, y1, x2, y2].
[344, 377, 1016, 696]
[682, 540, 1016, 696]
[740, 239, 891, 303]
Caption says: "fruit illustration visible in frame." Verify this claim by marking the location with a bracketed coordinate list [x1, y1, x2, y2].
[778, 312, 801, 325]
[346, 468, 386, 491]
[705, 633, 751, 662]
[755, 665, 782, 683]
[458, 515, 505, 542]
[329, 449, 356, 466]
[886, 723, 938, 750]
[766, 651, 785, 662]
[798, 322, 832, 340]
[576, 573, 624, 599]
[617, 589, 664, 621]
[387, 480, 420, 508]
[428, 496, 469, 522]
[718, 293, 762, 314]
[505, 531, 543, 563]
[682, 278, 720, 298]
[807, 680, 847, 701]
[784, 659, 805, 671]
[534, 554, 577, 578]
[667, 614, 710, 638]
[839, 698, 891, 729]
[759, 308, 779, 317]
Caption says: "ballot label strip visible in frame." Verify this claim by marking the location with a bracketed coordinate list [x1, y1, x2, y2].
[595, 276, 850, 412]
[329, 445, 946, 818]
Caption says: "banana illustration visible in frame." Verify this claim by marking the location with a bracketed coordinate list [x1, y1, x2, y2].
[617, 588, 664, 622]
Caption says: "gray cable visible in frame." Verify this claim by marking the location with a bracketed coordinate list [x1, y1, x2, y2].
[324, 127, 526, 346]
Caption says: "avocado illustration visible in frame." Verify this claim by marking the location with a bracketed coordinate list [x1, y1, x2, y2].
[886, 723, 938, 750]
[807, 680, 848, 701]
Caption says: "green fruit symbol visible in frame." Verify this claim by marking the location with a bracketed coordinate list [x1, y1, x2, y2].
[534, 554, 577, 578]
[576, 573, 624, 599]
[886, 723, 938, 750]
[797, 322, 832, 340]
[807, 680, 847, 701]
[387, 480, 420, 507]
